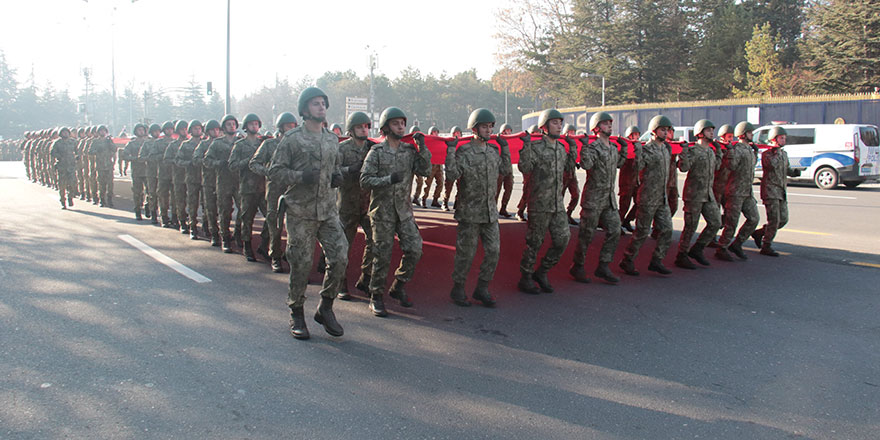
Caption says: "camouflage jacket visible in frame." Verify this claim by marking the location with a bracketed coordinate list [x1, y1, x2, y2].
[760, 147, 791, 201]
[204, 136, 239, 194]
[580, 137, 627, 210]
[163, 137, 186, 184]
[193, 137, 217, 188]
[445, 139, 512, 223]
[723, 140, 758, 199]
[229, 136, 265, 195]
[176, 137, 203, 185]
[360, 139, 432, 223]
[336, 138, 372, 218]
[123, 138, 148, 177]
[88, 137, 117, 171]
[50, 138, 77, 174]
[153, 138, 174, 180]
[678, 141, 720, 203]
[269, 126, 341, 221]
[138, 137, 164, 178]
[713, 142, 731, 198]
[517, 135, 573, 213]
[249, 136, 285, 196]
[635, 139, 671, 206]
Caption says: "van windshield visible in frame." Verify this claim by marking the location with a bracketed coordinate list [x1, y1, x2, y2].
[860, 127, 879, 146]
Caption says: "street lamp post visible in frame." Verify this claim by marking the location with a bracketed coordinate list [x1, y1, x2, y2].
[225, 0, 231, 114]
[580, 72, 606, 107]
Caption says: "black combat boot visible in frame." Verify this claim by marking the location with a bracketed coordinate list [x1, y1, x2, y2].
[442, 199, 450, 211]
[430, 199, 441, 208]
[728, 240, 748, 260]
[271, 258, 284, 273]
[594, 262, 620, 283]
[450, 283, 470, 307]
[648, 257, 672, 274]
[472, 280, 496, 307]
[190, 222, 199, 240]
[144, 207, 151, 218]
[135, 208, 142, 221]
[687, 245, 710, 266]
[569, 264, 591, 283]
[517, 270, 539, 294]
[516, 209, 527, 222]
[151, 211, 159, 225]
[68, 195, 74, 207]
[211, 233, 221, 247]
[244, 241, 257, 262]
[314, 296, 344, 337]
[233, 226, 243, 248]
[499, 209, 512, 218]
[369, 293, 388, 317]
[759, 245, 779, 257]
[674, 252, 696, 270]
[715, 246, 735, 261]
[532, 268, 553, 293]
[355, 273, 371, 295]
[751, 228, 764, 248]
[619, 256, 640, 276]
[60, 199, 67, 210]
[222, 235, 234, 253]
[388, 279, 413, 307]
[289, 306, 310, 340]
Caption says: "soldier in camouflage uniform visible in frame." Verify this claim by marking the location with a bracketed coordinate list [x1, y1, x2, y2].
[674, 119, 722, 270]
[153, 121, 176, 226]
[446, 108, 510, 307]
[360, 106, 432, 317]
[89, 125, 117, 207]
[570, 112, 628, 284]
[50, 127, 77, 209]
[421, 126, 445, 208]
[442, 126, 463, 211]
[165, 120, 190, 233]
[333, 111, 375, 299]
[229, 113, 269, 262]
[139, 124, 163, 223]
[715, 121, 760, 261]
[194, 119, 222, 246]
[75, 128, 88, 199]
[250, 112, 298, 272]
[176, 120, 204, 239]
[516, 109, 576, 294]
[409, 125, 425, 205]
[618, 126, 641, 234]
[561, 123, 580, 226]
[86, 127, 100, 204]
[620, 115, 675, 276]
[268, 86, 347, 340]
[205, 114, 242, 252]
[495, 123, 515, 217]
[752, 126, 800, 257]
[123, 123, 149, 220]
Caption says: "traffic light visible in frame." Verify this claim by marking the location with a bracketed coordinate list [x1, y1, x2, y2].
[207, 81, 213, 95]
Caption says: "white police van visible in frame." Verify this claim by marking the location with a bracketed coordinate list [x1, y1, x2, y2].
[638, 126, 696, 143]
[754, 123, 880, 189]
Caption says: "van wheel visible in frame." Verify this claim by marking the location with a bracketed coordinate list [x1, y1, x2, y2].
[814, 166, 838, 190]
[843, 181, 860, 189]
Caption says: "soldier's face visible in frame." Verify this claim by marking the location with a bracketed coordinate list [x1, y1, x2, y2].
[223, 121, 238, 135]
[332, 128, 342, 136]
[773, 134, 786, 147]
[628, 132, 641, 141]
[743, 131, 753, 141]
[177, 128, 188, 138]
[135, 127, 146, 137]
[208, 127, 221, 138]
[246, 121, 261, 134]
[352, 123, 370, 139]
[501, 128, 512, 135]
[701, 127, 715, 139]
[163, 128, 173, 137]
[654, 126, 669, 140]
[281, 122, 297, 132]
[60, 131, 70, 139]
[597, 120, 612, 136]
[544, 118, 563, 137]
[474, 122, 494, 140]
[99, 129, 109, 137]
[722, 133, 734, 142]
[387, 118, 406, 138]
[307, 97, 327, 121]
[190, 126, 203, 137]
[151, 130, 161, 138]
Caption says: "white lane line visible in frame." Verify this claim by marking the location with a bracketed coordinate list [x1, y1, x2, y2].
[118, 234, 211, 283]
[753, 190, 855, 200]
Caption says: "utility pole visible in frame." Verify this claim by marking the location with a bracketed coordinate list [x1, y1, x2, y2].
[83, 67, 92, 125]
[225, 0, 231, 115]
[111, 6, 118, 132]
[369, 52, 376, 135]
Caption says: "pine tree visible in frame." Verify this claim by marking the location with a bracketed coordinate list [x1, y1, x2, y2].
[804, 0, 880, 92]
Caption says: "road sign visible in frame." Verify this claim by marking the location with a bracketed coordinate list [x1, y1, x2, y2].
[346, 97, 368, 104]
[347, 104, 368, 111]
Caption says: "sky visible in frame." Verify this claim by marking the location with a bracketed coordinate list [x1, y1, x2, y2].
[1, 0, 511, 101]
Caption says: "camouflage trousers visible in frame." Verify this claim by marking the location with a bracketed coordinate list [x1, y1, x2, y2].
[496, 174, 513, 210]
[369, 217, 423, 295]
[412, 175, 424, 201]
[186, 182, 202, 231]
[145, 176, 158, 214]
[452, 221, 500, 284]
[718, 196, 759, 247]
[677, 200, 721, 253]
[573, 205, 621, 266]
[761, 198, 788, 247]
[56, 170, 77, 203]
[239, 192, 267, 239]
[89, 166, 98, 201]
[340, 210, 373, 292]
[520, 210, 571, 273]
[667, 186, 679, 217]
[202, 185, 219, 236]
[517, 174, 531, 212]
[618, 182, 638, 224]
[158, 178, 172, 222]
[625, 203, 672, 261]
[217, 189, 239, 238]
[562, 172, 579, 215]
[76, 164, 86, 195]
[423, 164, 444, 202]
[175, 182, 188, 226]
[97, 169, 113, 205]
[265, 185, 284, 260]
[285, 215, 348, 308]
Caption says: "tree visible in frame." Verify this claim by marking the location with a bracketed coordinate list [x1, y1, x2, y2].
[804, 0, 880, 93]
[734, 22, 785, 97]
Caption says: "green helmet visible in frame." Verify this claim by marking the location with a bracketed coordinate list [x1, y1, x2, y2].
[450, 125, 462, 135]
[409, 126, 421, 134]
[345, 111, 371, 132]
[717, 124, 733, 137]
[275, 112, 297, 130]
[204, 119, 221, 132]
[499, 123, 512, 133]
[330, 123, 343, 133]
[97, 124, 109, 134]
[59, 127, 71, 136]
[378, 106, 407, 129]
[188, 120, 203, 133]
[427, 125, 439, 135]
[538, 108, 564, 129]
[528, 124, 540, 134]
[161, 121, 174, 132]
[297, 86, 329, 118]
[624, 125, 640, 138]
[133, 123, 148, 135]
[148, 123, 161, 134]
[694, 119, 715, 138]
[562, 123, 576, 134]
[242, 113, 261, 127]
[734, 121, 755, 137]
[174, 120, 189, 132]
[467, 108, 496, 129]
[589, 112, 613, 132]
[221, 114, 238, 128]
[648, 115, 673, 133]
[768, 126, 787, 141]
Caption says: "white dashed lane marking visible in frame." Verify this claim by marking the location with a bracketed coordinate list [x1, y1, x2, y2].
[118, 234, 211, 283]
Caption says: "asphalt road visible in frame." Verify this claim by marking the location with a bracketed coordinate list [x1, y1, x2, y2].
[1, 161, 879, 439]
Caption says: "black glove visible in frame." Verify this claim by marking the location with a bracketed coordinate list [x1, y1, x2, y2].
[345, 164, 361, 176]
[390, 171, 403, 184]
[788, 169, 802, 177]
[564, 137, 577, 149]
[445, 138, 459, 149]
[331, 171, 343, 188]
[520, 133, 531, 145]
[496, 137, 509, 148]
[301, 168, 319, 184]
[365, 139, 376, 149]
[412, 132, 425, 145]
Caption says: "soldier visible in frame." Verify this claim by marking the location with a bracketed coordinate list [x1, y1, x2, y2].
[250, 112, 298, 272]
[570, 112, 628, 284]
[89, 125, 117, 207]
[194, 119, 222, 246]
[446, 108, 510, 307]
[752, 126, 800, 256]
[619, 115, 674, 276]
[673, 119, 723, 269]
[330, 123, 344, 137]
[618, 125, 641, 234]
[515, 124, 543, 221]
[205, 114, 241, 253]
[176, 120, 204, 239]
[334, 111, 375, 300]
[421, 126, 444, 208]
[49, 127, 78, 209]
[442, 125, 463, 211]
[495, 123, 515, 218]
[75, 128, 88, 199]
[229, 113, 269, 262]
[86, 127, 100, 204]
[715, 121, 760, 261]
[165, 120, 190, 233]
[409, 125, 424, 205]
[360, 106, 432, 316]
[516, 109, 576, 294]
[123, 123, 149, 220]
[268, 86, 347, 340]
[561, 123, 580, 225]
[713, 124, 734, 210]
[140, 123, 163, 223]
[155, 121, 177, 227]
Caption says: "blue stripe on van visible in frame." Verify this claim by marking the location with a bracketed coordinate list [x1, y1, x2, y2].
[796, 153, 854, 168]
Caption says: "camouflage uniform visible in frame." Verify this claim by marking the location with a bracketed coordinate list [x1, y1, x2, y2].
[204, 136, 240, 242]
[422, 164, 444, 205]
[758, 147, 792, 249]
[87, 138, 99, 202]
[335, 138, 374, 290]
[139, 137, 163, 220]
[713, 142, 731, 207]
[268, 126, 348, 308]
[360, 139, 432, 295]
[165, 136, 188, 228]
[50, 138, 77, 206]
[89, 136, 116, 206]
[624, 139, 673, 261]
[517, 135, 574, 274]
[157, 136, 177, 224]
[229, 136, 268, 244]
[676, 141, 722, 253]
[618, 152, 639, 226]
[177, 136, 203, 233]
[123, 138, 148, 215]
[719, 140, 760, 246]
[75, 137, 87, 197]
[194, 137, 220, 239]
[250, 135, 284, 261]
[573, 137, 626, 266]
[446, 139, 511, 284]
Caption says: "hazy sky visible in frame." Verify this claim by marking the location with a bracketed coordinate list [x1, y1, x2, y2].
[1, 0, 510, 100]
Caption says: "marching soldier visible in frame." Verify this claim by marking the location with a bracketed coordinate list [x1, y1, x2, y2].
[176, 120, 204, 239]
[515, 124, 543, 221]
[752, 126, 800, 256]
[442, 125, 463, 211]
[140, 124, 163, 223]
[715, 121, 760, 261]
[229, 113, 269, 262]
[446, 108, 510, 307]
[618, 125, 641, 234]
[495, 122, 515, 218]
[194, 119, 222, 246]
[75, 128, 88, 200]
[205, 114, 241, 253]
[516, 109, 576, 294]
[421, 126, 444, 208]
[165, 120, 190, 233]
[268, 86, 348, 340]
[156, 121, 176, 227]
[410, 125, 424, 205]
[123, 123, 149, 220]
[360, 106, 432, 316]
[561, 123, 580, 225]
[570, 111, 627, 284]
[86, 127, 99, 204]
[49, 127, 77, 209]
[89, 125, 117, 207]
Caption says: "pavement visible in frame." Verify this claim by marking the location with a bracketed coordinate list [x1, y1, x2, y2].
[1, 161, 879, 439]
